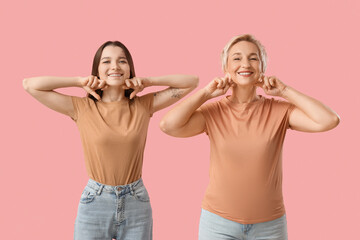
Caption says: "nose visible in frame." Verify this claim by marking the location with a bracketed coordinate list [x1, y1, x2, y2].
[241, 59, 251, 68]
[111, 61, 120, 70]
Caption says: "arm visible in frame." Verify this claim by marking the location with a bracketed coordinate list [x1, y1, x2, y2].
[124, 75, 199, 113]
[259, 76, 340, 132]
[23, 76, 105, 118]
[160, 75, 233, 137]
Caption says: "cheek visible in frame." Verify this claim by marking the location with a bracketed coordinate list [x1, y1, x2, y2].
[124, 65, 131, 77]
[98, 66, 106, 77]
[226, 61, 237, 73]
[253, 62, 261, 73]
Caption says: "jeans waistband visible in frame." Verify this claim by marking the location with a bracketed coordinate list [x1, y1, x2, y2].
[86, 178, 144, 195]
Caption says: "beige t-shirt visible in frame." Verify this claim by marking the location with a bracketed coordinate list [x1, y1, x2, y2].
[71, 94, 153, 186]
[199, 95, 295, 224]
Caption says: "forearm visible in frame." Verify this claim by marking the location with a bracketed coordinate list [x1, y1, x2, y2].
[281, 86, 340, 126]
[23, 76, 82, 92]
[147, 75, 199, 89]
[162, 88, 209, 129]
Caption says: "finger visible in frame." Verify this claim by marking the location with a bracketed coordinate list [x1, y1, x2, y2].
[98, 80, 106, 89]
[87, 76, 95, 87]
[132, 78, 138, 87]
[137, 78, 143, 88]
[269, 77, 276, 87]
[130, 88, 140, 99]
[125, 79, 131, 88]
[225, 73, 231, 83]
[91, 77, 99, 89]
[255, 76, 264, 87]
[214, 78, 221, 88]
[258, 74, 264, 83]
[219, 78, 226, 88]
[223, 83, 231, 93]
[264, 76, 271, 89]
[87, 78, 93, 87]
[82, 77, 89, 86]
[89, 90, 100, 101]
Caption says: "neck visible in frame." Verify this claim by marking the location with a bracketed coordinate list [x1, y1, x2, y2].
[230, 84, 259, 103]
[101, 85, 126, 102]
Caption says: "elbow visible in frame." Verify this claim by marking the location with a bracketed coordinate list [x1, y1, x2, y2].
[192, 76, 199, 89]
[159, 119, 180, 137]
[159, 119, 171, 134]
[23, 78, 30, 92]
[186, 75, 199, 90]
[321, 113, 340, 131]
[331, 113, 340, 128]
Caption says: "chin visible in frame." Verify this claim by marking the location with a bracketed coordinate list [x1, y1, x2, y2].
[106, 79, 125, 86]
[234, 78, 256, 86]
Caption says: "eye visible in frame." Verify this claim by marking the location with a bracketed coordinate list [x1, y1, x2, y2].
[102, 61, 110, 64]
[233, 58, 241, 61]
[250, 58, 258, 61]
[119, 60, 128, 64]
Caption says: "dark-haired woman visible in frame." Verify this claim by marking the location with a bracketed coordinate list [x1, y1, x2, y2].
[23, 41, 198, 240]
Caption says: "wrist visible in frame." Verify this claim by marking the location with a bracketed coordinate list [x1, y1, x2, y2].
[201, 88, 212, 100]
[77, 76, 86, 87]
[279, 85, 290, 98]
[144, 77, 153, 87]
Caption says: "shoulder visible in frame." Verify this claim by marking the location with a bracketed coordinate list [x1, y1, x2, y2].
[199, 98, 225, 112]
[261, 97, 295, 118]
[263, 97, 293, 109]
[71, 96, 96, 113]
[136, 93, 154, 106]
[134, 94, 154, 116]
[198, 98, 228, 121]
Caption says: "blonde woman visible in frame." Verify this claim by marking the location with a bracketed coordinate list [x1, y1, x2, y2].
[23, 41, 198, 240]
[160, 34, 339, 239]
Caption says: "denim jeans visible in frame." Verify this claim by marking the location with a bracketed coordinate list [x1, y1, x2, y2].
[199, 209, 287, 240]
[74, 178, 152, 240]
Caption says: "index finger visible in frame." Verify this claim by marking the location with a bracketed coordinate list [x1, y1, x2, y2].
[89, 90, 100, 101]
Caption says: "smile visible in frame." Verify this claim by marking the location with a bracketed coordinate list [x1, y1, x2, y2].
[108, 74, 123, 77]
[237, 72, 253, 76]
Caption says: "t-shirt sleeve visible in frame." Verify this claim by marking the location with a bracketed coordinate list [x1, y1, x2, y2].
[137, 93, 154, 117]
[198, 102, 216, 135]
[273, 99, 296, 129]
[71, 96, 90, 121]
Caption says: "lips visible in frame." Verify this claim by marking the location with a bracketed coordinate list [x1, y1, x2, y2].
[108, 73, 123, 77]
[237, 71, 253, 76]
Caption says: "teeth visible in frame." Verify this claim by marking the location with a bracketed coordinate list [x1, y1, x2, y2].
[109, 74, 122, 77]
[238, 72, 252, 76]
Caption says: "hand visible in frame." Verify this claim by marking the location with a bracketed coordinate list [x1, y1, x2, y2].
[123, 77, 150, 99]
[256, 75, 287, 97]
[204, 73, 235, 99]
[80, 76, 107, 100]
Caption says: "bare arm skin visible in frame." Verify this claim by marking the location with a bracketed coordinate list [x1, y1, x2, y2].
[23, 76, 105, 118]
[124, 75, 199, 114]
[258, 76, 340, 132]
[160, 75, 233, 137]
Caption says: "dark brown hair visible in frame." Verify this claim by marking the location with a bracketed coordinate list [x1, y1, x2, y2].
[88, 41, 135, 101]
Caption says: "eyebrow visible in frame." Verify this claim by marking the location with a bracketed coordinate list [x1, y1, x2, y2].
[231, 52, 258, 57]
[100, 56, 127, 60]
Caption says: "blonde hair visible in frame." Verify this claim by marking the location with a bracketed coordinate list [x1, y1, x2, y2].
[221, 34, 267, 73]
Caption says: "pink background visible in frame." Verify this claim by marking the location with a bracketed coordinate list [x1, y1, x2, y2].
[1, 0, 359, 239]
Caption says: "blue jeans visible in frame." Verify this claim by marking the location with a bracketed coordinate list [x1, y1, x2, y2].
[74, 178, 152, 240]
[199, 209, 287, 240]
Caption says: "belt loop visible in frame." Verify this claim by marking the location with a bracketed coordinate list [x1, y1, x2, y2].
[97, 185, 104, 195]
[129, 184, 134, 196]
